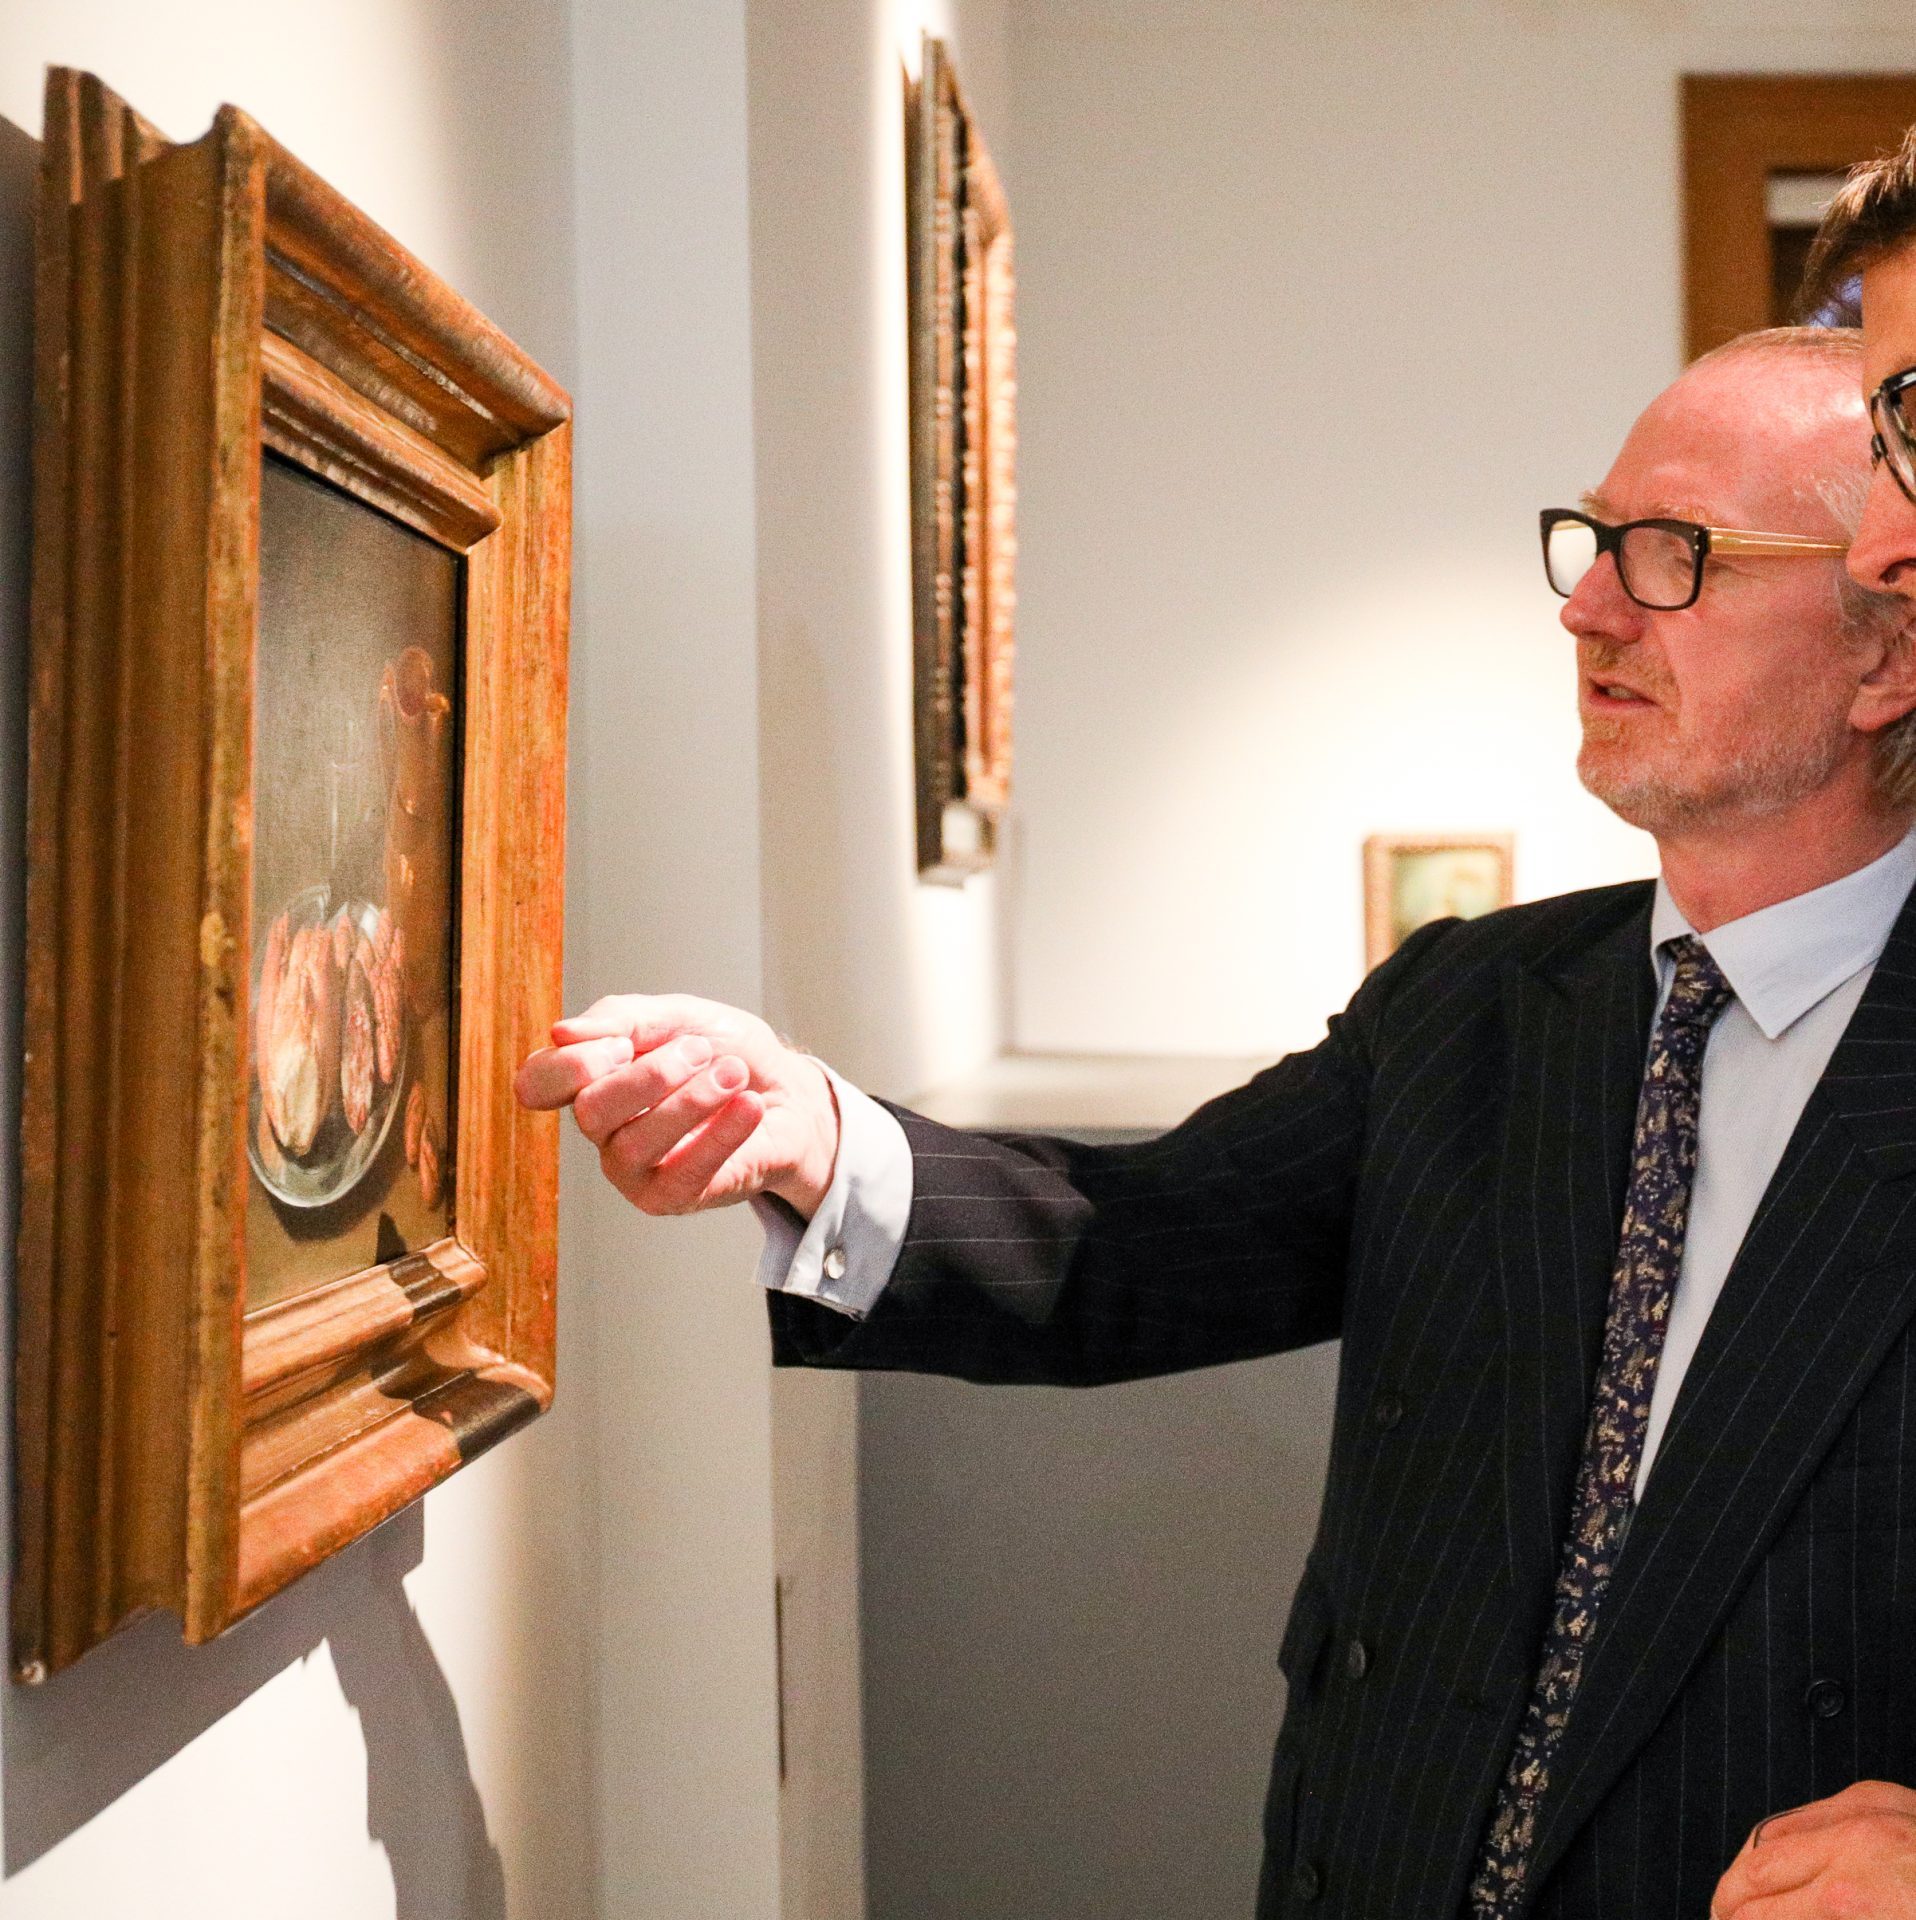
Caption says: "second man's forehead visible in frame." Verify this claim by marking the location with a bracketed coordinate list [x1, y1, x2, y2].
[1861, 254, 1916, 384]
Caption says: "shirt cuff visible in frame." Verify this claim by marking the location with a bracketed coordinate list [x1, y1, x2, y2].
[751, 1064, 912, 1320]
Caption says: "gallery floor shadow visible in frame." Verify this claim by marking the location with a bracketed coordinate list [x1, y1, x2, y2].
[0, 109, 503, 1920]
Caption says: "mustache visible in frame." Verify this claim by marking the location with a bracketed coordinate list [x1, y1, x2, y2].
[1580, 642, 1675, 700]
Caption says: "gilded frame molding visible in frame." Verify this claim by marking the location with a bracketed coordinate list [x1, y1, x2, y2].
[16, 69, 572, 1679]
[906, 34, 1017, 882]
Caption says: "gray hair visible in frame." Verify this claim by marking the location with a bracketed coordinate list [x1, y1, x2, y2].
[1688, 322, 1865, 375]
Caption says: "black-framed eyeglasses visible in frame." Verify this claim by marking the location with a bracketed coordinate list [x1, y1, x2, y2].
[1539, 509, 1850, 612]
[1870, 365, 1916, 508]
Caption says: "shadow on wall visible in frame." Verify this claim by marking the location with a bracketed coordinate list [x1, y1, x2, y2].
[1, 1514, 505, 1920]
[0, 114, 501, 1920]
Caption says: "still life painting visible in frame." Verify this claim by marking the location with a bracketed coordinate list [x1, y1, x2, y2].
[248, 458, 460, 1309]
[1364, 834, 1515, 966]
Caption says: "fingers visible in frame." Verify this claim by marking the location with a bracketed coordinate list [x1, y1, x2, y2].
[602, 1072, 764, 1213]
[1714, 1828, 1838, 1915]
[1715, 1784, 1916, 1917]
[515, 1034, 634, 1111]
[596, 1052, 739, 1170]
[1713, 1896, 1806, 1920]
[645, 1087, 766, 1212]
[526, 990, 788, 1214]
[550, 993, 700, 1051]
[1756, 1782, 1916, 1845]
[574, 1035, 722, 1145]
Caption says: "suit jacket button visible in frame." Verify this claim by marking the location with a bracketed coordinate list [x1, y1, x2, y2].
[1292, 1860, 1324, 1902]
[1345, 1638, 1370, 1681]
[1372, 1393, 1405, 1431]
[1805, 1678, 1848, 1718]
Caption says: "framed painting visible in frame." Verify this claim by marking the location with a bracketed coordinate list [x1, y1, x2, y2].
[1363, 835, 1514, 969]
[906, 33, 1017, 882]
[15, 69, 571, 1680]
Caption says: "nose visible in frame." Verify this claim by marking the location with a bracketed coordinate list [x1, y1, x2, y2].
[1558, 550, 1645, 645]
[1846, 464, 1916, 596]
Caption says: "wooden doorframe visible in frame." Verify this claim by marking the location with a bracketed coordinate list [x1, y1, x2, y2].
[1683, 73, 1916, 359]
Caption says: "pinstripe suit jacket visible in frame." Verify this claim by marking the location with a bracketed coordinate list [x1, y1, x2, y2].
[770, 880, 1916, 1920]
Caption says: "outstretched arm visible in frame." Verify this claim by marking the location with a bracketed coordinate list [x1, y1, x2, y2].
[516, 920, 1458, 1387]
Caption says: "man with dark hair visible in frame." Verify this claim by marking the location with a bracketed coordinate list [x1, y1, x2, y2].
[1801, 125, 1916, 326]
[1694, 128, 1916, 1920]
[526, 323, 1916, 1918]
[1808, 125, 1916, 630]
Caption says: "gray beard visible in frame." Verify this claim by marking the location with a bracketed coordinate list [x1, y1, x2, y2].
[1578, 713, 1852, 835]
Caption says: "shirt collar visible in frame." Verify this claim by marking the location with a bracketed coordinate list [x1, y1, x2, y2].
[1651, 824, 1916, 1040]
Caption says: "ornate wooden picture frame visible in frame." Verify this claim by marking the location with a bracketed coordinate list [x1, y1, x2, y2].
[1363, 835, 1514, 969]
[15, 69, 571, 1680]
[906, 34, 1017, 883]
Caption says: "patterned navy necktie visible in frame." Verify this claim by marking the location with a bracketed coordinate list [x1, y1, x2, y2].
[1467, 935, 1735, 1919]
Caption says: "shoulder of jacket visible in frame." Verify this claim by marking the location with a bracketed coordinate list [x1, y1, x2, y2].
[1373, 878, 1656, 988]
[1460, 878, 1655, 951]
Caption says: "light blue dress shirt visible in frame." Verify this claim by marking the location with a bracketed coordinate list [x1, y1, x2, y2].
[760, 829, 1916, 1494]
[752, 1064, 913, 1319]
[1634, 825, 1916, 1489]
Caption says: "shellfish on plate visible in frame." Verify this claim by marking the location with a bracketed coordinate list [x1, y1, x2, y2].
[248, 884, 410, 1210]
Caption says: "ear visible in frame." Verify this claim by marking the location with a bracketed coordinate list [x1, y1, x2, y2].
[1850, 617, 1916, 736]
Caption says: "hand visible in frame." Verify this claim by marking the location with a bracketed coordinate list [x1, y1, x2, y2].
[514, 992, 840, 1219]
[1712, 1781, 1916, 1918]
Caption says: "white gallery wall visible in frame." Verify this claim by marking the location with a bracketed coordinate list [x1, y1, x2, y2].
[855, 5, 1916, 1920]
[568, 1, 796, 1916]
[746, 2, 1008, 1914]
[1004, 0, 1916, 1060]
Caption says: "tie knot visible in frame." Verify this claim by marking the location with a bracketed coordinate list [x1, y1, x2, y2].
[1660, 934, 1734, 1029]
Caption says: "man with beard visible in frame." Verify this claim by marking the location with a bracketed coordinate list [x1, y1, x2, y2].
[520, 324, 1916, 1918]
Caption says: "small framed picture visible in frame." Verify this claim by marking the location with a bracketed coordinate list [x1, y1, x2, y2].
[16, 69, 571, 1679]
[1363, 835, 1515, 968]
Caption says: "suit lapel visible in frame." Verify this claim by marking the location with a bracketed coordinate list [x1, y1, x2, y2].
[1521, 886, 1916, 1903]
[1493, 891, 1657, 1637]
[1813, 890, 1916, 1180]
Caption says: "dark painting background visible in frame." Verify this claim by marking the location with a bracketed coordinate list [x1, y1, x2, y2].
[248, 455, 462, 1310]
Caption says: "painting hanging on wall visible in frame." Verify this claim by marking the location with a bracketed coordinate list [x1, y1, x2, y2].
[249, 456, 461, 1309]
[15, 68, 572, 1681]
[907, 32, 1018, 882]
[1363, 835, 1515, 968]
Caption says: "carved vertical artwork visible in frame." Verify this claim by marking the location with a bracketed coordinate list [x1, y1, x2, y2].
[907, 36, 1016, 880]
[962, 143, 1016, 816]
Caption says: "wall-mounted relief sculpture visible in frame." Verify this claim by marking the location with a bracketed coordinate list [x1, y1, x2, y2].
[15, 69, 572, 1680]
[907, 33, 1017, 882]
